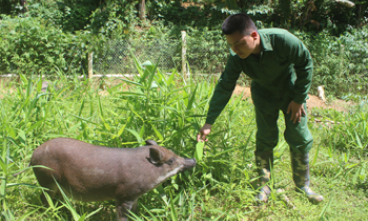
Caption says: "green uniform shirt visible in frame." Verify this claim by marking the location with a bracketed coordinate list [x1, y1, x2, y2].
[206, 28, 313, 125]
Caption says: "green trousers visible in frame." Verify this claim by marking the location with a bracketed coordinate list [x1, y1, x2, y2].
[251, 84, 324, 203]
[251, 85, 313, 155]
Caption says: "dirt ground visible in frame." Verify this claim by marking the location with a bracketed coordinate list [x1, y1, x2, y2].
[232, 85, 352, 112]
[0, 77, 352, 112]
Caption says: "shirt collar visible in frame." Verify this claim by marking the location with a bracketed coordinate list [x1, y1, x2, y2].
[229, 48, 236, 56]
[259, 31, 273, 52]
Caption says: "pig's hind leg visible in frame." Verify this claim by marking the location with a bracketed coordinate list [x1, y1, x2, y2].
[34, 171, 61, 206]
[40, 184, 59, 206]
[115, 198, 138, 221]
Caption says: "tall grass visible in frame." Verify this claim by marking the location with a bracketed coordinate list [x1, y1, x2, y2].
[1, 58, 368, 220]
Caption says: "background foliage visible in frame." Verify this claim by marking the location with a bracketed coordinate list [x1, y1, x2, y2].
[1, 0, 367, 97]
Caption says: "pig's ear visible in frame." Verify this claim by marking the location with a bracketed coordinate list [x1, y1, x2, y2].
[148, 148, 164, 165]
[145, 140, 158, 146]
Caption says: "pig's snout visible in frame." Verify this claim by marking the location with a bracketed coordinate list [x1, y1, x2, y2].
[182, 158, 196, 171]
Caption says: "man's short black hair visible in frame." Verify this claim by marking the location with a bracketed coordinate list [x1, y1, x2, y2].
[222, 13, 257, 35]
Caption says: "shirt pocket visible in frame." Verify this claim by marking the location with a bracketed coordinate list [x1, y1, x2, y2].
[260, 52, 291, 85]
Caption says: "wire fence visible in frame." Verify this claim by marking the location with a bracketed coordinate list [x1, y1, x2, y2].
[94, 39, 178, 74]
[93, 37, 228, 76]
[90, 37, 368, 96]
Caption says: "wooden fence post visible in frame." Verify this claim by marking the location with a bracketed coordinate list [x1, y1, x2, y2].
[88, 52, 93, 78]
[139, 0, 146, 20]
[181, 31, 187, 79]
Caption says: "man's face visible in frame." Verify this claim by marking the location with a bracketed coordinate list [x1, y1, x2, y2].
[225, 31, 257, 59]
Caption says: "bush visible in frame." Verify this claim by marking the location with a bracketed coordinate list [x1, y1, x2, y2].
[0, 16, 90, 75]
[295, 27, 368, 97]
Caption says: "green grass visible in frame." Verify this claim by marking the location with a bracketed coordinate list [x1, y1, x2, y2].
[1, 60, 368, 220]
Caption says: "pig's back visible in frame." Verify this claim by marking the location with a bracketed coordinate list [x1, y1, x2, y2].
[30, 138, 143, 202]
[30, 138, 135, 167]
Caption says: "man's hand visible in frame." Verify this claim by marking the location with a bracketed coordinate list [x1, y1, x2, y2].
[197, 123, 212, 142]
[287, 101, 306, 124]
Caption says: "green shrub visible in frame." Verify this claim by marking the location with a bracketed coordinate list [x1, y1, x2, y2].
[0, 16, 78, 74]
[0, 16, 93, 75]
[294, 27, 368, 97]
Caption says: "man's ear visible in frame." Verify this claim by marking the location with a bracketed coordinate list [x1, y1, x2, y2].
[250, 31, 258, 39]
[148, 148, 164, 165]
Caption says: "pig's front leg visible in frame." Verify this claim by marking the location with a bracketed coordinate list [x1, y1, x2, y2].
[115, 199, 138, 221]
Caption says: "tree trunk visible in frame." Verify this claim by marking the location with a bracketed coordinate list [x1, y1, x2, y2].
[139, 0, 145, 20]
[20, 0, 28, 13]
[279, 0, 291, 26]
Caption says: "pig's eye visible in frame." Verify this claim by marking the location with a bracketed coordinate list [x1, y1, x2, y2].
[166, 158, 175, 165]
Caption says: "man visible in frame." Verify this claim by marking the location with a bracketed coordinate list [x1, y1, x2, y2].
[197, 13, 323, 204]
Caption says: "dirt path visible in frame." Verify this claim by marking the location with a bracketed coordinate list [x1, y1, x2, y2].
[0, 78, 352, 112]
[232, 85, 352, 112]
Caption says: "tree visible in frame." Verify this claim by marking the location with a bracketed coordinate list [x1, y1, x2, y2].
[139, 0, 146, 20]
